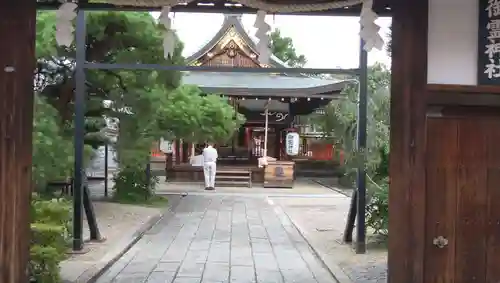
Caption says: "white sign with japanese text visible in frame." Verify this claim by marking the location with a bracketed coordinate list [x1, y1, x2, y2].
[479, 0, 500, 84]
[159, 138, 173, 154]
[285, 132, 299, 156]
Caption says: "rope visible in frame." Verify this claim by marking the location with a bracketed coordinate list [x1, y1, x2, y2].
[366, 173, 384, 191]
[105, 0, 364, 11]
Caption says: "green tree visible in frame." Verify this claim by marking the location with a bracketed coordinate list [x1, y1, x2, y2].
[32, 94, 94, 192]
[386, 25, 392, 57]
[157, 85, 246, 144]
[35, 11, 245, 202]
[32, 94, 74, 191]
[269, 28, 307, 67]
[35, 11, 185, 201]
[312, 63, 390, 235]
[314, 63, 390, 178]
[35, 11, 184, 149]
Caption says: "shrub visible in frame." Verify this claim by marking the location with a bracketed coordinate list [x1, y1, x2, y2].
[113, 163, 159, 202]
[29, 195, 72, 283]
[32, 94, 94, 196]
[366, 177, 389, 236]
[339, 145, 390, 236]
[32, 95, 74, 192]
[366, 145, 389, 236]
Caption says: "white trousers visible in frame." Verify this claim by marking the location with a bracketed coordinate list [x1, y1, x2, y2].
[203, 162, 216, 188]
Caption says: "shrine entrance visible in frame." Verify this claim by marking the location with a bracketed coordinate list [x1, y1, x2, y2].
[388, 0, 500, 281]
[6, 0, 500, 282]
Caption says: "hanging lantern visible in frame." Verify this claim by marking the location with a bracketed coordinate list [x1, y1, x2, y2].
[159, 138, 173, 154]
[285, 132, 299, 156]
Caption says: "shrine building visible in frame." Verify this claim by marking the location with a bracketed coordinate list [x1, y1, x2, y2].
[151, 14, 352, 186]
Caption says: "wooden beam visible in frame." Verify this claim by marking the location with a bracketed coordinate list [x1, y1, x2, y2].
[0, 1, 37, 282]
[36, 0, 394, 16]
[388, 0, 428, 281]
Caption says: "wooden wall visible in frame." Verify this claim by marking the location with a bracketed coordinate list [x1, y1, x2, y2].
[200, 47, 260, 68]
[203, 52, 260, 67]
[0, 1, 37, 282]
[390, 0, 500, 281]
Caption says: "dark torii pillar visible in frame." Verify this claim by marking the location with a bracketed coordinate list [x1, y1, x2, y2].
[0, 1, 37, 282]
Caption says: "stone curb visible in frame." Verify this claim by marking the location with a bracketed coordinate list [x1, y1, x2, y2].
[311, 179, 352, 197]
[268, 198, 355, 283]
[74, 195, 182, 283]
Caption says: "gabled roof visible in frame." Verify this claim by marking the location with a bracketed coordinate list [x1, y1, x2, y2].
[185, 14, 289, 68]
[183, 14, 353, 99]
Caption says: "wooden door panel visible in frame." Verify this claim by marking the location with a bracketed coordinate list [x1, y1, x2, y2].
[425, 118, 459, 283]
[455, 119, 488, 283]
[485, 119, 500, 283]
[425, 115, 500, 283]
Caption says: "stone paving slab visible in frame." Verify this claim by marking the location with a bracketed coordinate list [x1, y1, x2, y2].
[60, 201, 169, 283]
[95, 195, 338, 283]
[270, 195, 387, 283]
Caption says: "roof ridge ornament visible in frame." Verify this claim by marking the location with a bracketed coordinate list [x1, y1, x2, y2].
[56, 1, 78, 47]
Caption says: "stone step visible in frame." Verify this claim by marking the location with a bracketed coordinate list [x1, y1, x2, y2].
[215, 175, 250, 180]
[215, 180, 252, 187]
[216, 170, 250, 175]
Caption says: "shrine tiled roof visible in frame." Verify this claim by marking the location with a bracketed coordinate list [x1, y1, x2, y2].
[182, 71, 352, 97]
[182, 14, 353, 97]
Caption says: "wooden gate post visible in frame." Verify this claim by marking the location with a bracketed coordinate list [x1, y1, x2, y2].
[0, 1, 37, 282]
[388, 0, 429, 282]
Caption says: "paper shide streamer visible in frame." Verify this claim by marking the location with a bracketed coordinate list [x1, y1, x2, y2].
[359, 0, 384, 51]
[53, 0, 384, 55]
[56, 1, 78, 47]
[254, 10, 271, 65]
[159, 6, 176, 59]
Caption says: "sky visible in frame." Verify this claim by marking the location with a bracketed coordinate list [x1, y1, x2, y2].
[152, 12, 392, 69]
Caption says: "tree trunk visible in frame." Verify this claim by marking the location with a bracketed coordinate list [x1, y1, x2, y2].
[0, 1, 36, 282]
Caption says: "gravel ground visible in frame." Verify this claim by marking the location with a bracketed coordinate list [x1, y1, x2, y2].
[60, 201, 164, 282]
[271, 194, 388, 283]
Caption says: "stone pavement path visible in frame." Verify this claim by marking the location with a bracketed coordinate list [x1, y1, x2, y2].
[95, 195, 337, 283]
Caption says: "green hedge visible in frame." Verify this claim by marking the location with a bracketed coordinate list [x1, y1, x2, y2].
[29, 195, 72, 283]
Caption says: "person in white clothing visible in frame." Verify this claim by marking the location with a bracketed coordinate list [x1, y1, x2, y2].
[202, 143, 218, 190]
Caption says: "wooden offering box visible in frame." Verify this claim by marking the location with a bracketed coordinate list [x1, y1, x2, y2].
[263, 161, 295, 188]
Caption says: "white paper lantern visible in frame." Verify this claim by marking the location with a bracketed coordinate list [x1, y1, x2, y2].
[285, 132, 299, 156]
[159, 138, 173, 154]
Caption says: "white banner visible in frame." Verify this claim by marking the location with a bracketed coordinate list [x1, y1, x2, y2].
[285, 132, 299, 156]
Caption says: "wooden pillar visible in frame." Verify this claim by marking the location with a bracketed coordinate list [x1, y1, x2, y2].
[388, 0, 428, 282]
[275, 126, 282, 160]
[174, 139, 180, 165]
[179, 140, 185, 163]
[0, 1, 36, 282]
